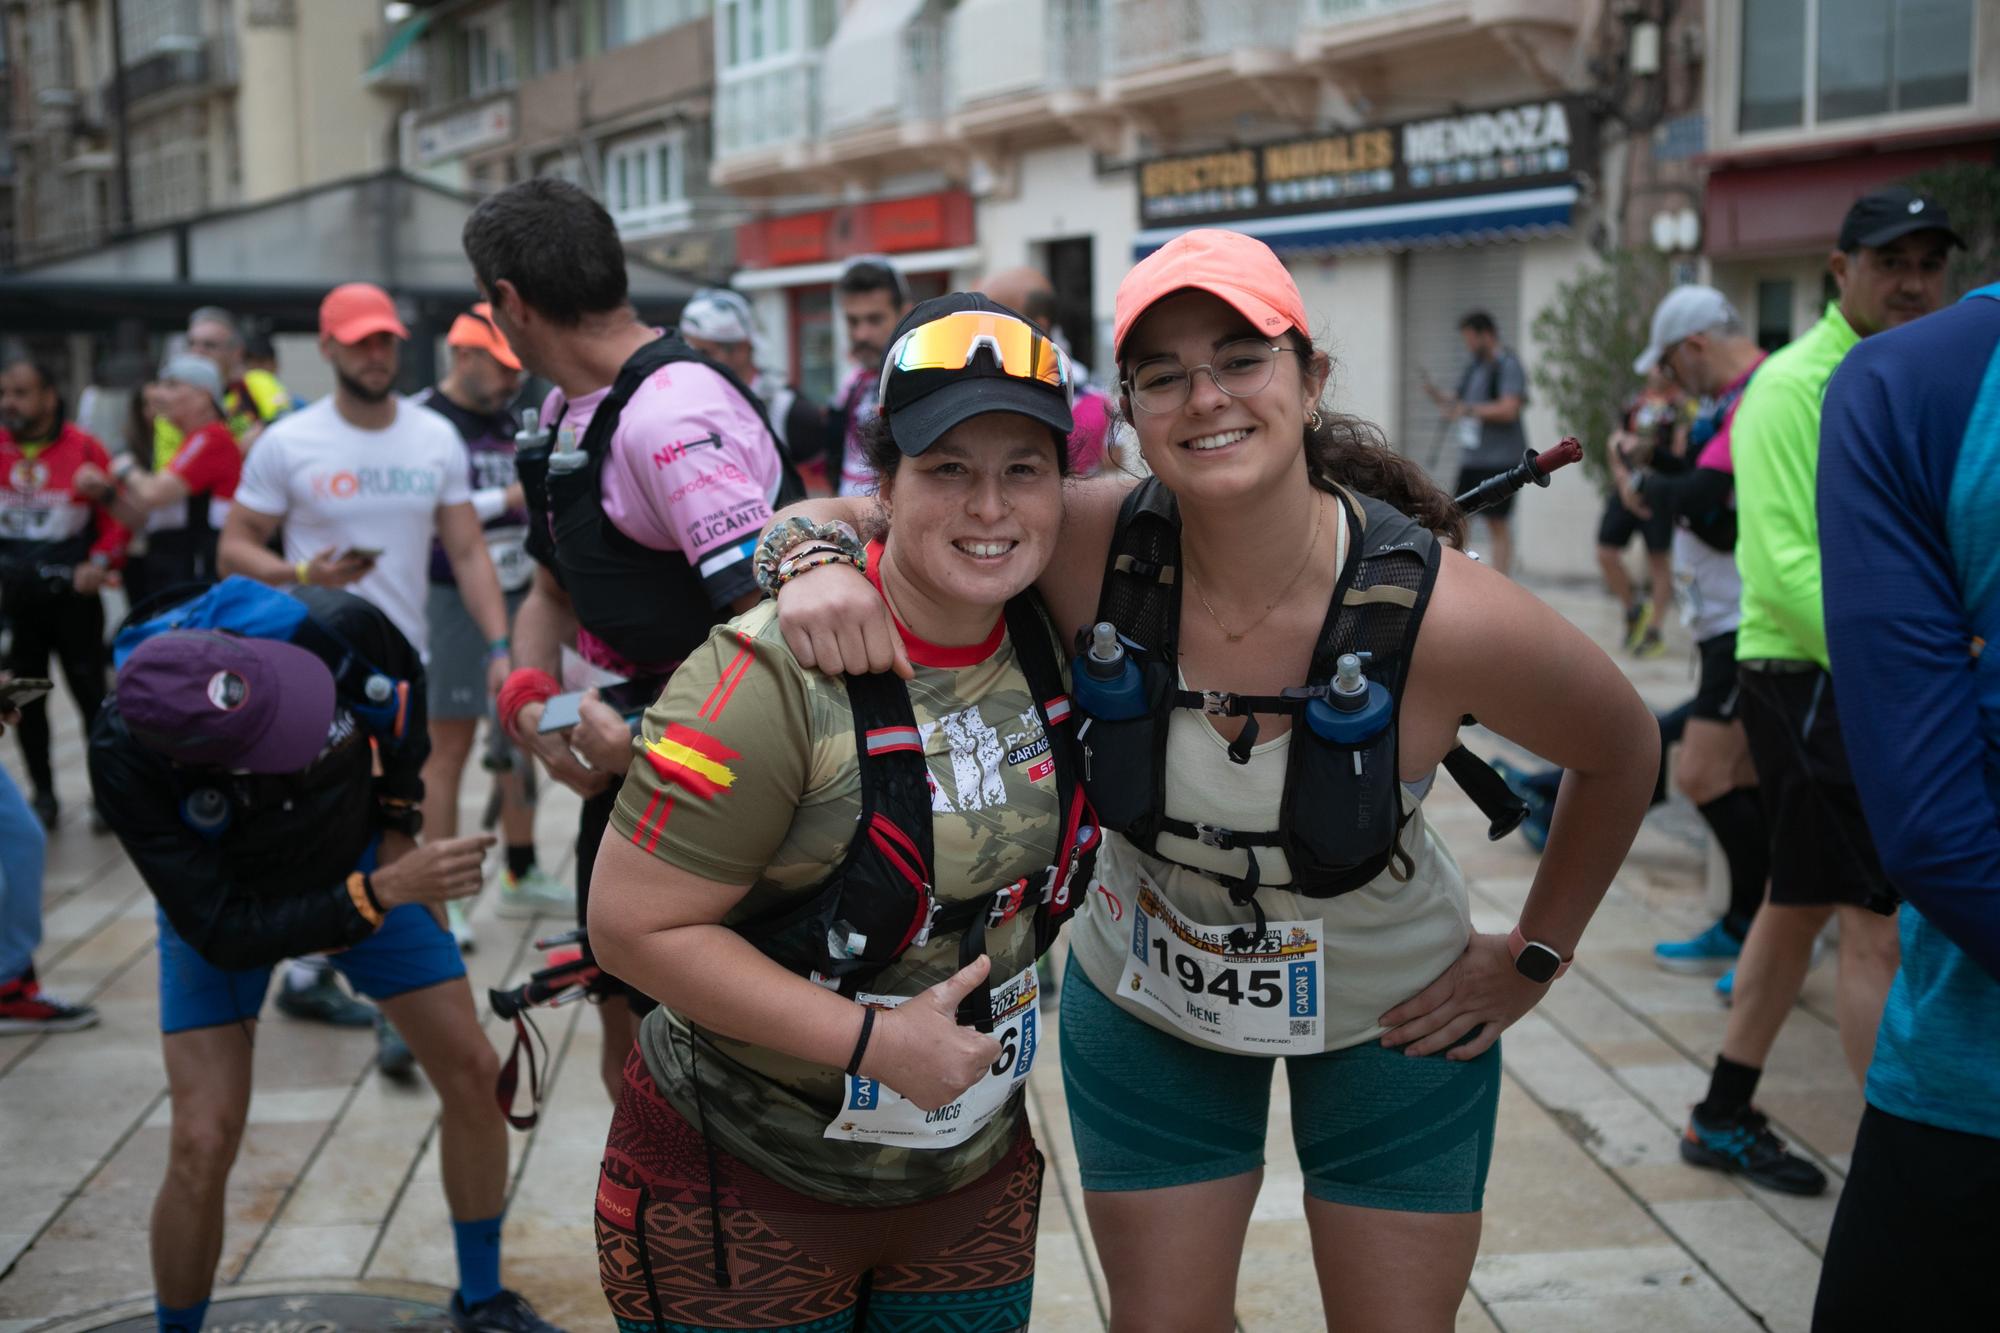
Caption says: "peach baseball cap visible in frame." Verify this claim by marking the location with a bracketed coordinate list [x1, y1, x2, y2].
[319, 282, 410, 345]
[1113, 229, 1309, 361]
[446, 302, 521, 371]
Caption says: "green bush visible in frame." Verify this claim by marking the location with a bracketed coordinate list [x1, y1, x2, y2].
[1529, 249, 1673, 486]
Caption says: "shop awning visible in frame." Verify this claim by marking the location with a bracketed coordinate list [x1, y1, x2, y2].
[1704, 137, 1997, 259]
[1132, 185, 1578, 259]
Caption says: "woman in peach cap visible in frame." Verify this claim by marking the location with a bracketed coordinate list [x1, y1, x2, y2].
[762, 237, 1657, 1330]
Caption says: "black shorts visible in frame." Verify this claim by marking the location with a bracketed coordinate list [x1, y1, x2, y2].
[1454, 462, 1518, 519]
[577, 782, 657, 1016]
[1690, 632, 1740, 723]
[1813, 1105, 2000, 1331]
[1596, 492, 1673, 554]
[1736, 664, 1897, 913]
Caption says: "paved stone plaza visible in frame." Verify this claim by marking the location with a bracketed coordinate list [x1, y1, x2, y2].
[0, 577, 1858, 1332]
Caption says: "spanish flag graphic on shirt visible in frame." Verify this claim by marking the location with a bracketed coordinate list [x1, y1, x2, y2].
[643, 723, 740, 800]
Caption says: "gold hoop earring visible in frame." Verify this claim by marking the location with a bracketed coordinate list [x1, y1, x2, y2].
[1307, 409, 1323, 430]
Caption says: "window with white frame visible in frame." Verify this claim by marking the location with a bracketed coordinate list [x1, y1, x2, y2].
[604, 130, 689, 233]
[1739, 0, 1973, 134]
[463, 6, 517, 98]
[719, 0, 816, 68]
[532, 0, 579, 75]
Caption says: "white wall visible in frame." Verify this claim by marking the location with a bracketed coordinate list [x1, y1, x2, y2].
[1292, 252, 1398, 435]
[975, 144, 1136, 373]
[1512, 233, 1613, 579]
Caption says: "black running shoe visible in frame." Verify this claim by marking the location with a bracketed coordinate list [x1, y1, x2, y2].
[1680, 1106, 1827, 1196]
[450, 1289, 567, 1332]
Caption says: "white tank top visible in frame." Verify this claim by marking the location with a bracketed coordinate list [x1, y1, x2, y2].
[1065, 515, 1471, 1054]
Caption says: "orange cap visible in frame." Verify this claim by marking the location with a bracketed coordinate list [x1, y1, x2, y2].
[319, 282, 410, 345]
[446, 302, 521, 371]
[1113, 229, 1309, 361]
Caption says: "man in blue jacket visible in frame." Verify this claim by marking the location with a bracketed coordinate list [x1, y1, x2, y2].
[1814, 282, 2000, 1328]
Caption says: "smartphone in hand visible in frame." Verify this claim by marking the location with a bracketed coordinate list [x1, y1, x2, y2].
[0, 677, 54, 708]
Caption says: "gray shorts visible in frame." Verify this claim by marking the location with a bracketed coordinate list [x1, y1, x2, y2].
[426, 581, 526, 720]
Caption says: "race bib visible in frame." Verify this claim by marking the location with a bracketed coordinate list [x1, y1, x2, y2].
[0, 502, 61, 541]
[1454, 415, 1484, 453]
[487, 525, 532, 593]
[1116, 881, 1324, 1054]
[825, 962, 1039, 1150]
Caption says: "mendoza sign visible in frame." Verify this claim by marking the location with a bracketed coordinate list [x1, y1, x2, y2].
[1138, 96, 1594, 227]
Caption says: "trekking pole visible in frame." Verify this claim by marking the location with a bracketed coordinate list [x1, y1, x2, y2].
[1453, 437, 1583, 517]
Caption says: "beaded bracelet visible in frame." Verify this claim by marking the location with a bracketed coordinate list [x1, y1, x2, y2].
[772, 549, 863, 589]
[754, 518, 865, 595]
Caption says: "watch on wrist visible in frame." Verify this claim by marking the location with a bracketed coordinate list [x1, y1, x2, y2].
[1507, 925, 1571, 984]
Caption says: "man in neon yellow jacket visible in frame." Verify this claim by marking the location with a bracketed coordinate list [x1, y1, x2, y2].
[154, 307, 290, 467]
[1674, 187, 1958, 1196]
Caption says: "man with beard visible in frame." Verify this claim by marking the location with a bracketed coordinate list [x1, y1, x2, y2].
[218, 282, 513, 1060]
[828, 255, 911, 496]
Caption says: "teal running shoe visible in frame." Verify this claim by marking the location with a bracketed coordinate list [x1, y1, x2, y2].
[1715, 966, 1735, 1003]
[1655, 919, 1743, 974]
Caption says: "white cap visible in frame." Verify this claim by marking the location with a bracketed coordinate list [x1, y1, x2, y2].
[158, 353, 226, 410]
[678, 289, 757, 344]
[1633, 285, 1739, 374]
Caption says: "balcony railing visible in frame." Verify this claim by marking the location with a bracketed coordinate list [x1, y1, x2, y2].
[362, 30, 429, 91]
[716, 59, 819, 157]
[946, 0, 1100, 112]
[1309, 0, 1443, 22]
[1103, 0, 1301, 77]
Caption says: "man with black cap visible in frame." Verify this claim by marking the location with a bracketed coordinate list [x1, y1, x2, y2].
[1673, 185, 1959, 1198]
[88, 587, 567, 1333]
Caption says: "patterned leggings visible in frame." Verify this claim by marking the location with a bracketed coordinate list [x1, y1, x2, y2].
[597, 1047, 1042, 1333]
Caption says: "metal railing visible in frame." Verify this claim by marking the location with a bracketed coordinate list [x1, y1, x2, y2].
[716, 59, 819, 157]
[1103, 0, 1302, 77]
[362, 30, 428, 90]
[1309, 0, 1443, 22]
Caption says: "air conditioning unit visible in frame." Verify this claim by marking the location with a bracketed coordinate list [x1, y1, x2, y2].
[36, 87, 80, 109]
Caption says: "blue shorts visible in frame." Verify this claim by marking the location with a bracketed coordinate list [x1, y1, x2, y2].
[1059, 958, 1500, 1214]
[156, 852, 465, 1034]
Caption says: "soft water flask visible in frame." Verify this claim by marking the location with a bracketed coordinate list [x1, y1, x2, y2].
[1071, 623, 1147, 722]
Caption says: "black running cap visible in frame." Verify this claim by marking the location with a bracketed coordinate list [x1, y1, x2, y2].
[880, 292, 1075, 458]
[1837, 186, 1964, 253]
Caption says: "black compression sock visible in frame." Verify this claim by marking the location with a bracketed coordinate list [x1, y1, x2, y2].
[1698, 788, 1769, 939]
[506, 844, 536, 879]
[1697, 1054, 1762, 1122]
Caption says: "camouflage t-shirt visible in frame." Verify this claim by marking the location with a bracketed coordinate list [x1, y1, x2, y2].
[608, 599, 1066, 1207]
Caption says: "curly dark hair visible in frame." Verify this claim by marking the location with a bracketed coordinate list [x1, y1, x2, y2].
[1291, 345, 1465, 545]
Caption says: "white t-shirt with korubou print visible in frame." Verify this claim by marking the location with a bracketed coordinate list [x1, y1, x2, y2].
[233, 396, 471, 656]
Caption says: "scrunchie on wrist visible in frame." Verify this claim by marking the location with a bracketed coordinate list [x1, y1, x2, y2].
[497, 667, 561, 744]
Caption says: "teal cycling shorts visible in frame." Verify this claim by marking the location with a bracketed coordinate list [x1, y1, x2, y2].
[1059, 958, 1500, 1213]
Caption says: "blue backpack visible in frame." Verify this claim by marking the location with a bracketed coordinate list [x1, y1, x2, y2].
[113, 576, 416, 750]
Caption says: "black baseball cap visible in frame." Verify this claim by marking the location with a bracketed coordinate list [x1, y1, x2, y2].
[879, 293, 1076, 458]
[1837, 186, 1965, 253]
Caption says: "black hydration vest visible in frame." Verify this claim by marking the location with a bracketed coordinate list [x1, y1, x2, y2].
[518, 334, 806, 667]
[737, 594, 1100, 1031]
[1077, 478, 1438, 906]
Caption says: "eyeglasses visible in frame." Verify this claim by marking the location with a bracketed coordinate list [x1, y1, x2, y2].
[876, 310, 1076, 411]
[1124, 339, 1286, 414]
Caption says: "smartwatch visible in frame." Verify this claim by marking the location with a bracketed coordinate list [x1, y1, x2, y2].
[1507, 925, 1571, 984]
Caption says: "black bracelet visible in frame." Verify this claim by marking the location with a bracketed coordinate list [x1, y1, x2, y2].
[845, 1005, 876, 1077]
[361, 873, 386, 916]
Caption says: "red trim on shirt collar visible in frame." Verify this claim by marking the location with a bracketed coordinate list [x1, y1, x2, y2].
[863, 539, 1006, 668]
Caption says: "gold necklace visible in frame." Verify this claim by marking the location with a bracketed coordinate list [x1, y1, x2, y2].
[1185, 495, 1324, 643]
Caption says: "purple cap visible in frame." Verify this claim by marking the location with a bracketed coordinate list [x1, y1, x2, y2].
[117, 630, 337, 774]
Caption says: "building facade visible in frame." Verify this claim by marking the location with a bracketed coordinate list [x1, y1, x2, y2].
[715, 0, 1621, 569]
[1701, 0, 1994, 346]
[390, 0, 737, 279]
[3, 0, 401, 265]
